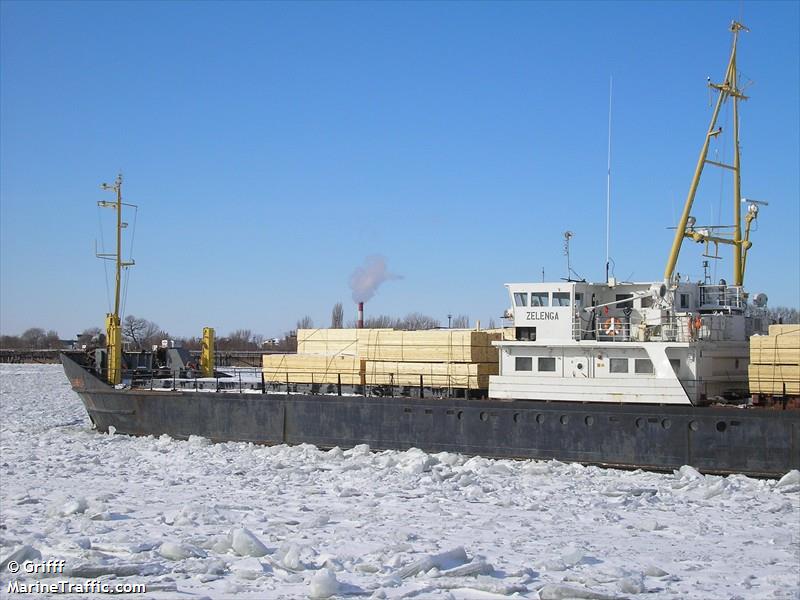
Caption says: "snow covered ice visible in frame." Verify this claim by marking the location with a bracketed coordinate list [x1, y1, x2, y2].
[1, 364, 798, 598]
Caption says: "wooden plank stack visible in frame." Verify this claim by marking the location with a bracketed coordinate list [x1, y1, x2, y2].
[262, 353, 363, 385]
[264, 328, 503, 389]
[363, 361, 498, 389]
[359, 330, 500, 363]
[749, 324, 800, 396]
[296, 328, 392, 356]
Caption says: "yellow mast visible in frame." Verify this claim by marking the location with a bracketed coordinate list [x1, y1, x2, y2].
[664, 21, 752, 286]
[97, 174, 135, 384]
[200, 327, 215, 378]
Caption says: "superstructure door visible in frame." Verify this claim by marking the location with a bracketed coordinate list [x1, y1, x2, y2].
[566, 353, 592, 378]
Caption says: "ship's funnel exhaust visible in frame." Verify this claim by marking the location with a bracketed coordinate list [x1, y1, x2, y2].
[357, 302, 364, 329]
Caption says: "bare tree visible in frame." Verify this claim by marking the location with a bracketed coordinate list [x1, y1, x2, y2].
[398, 313, 440, 330]
[331, 302, 344, 329]
[122, 315, 161, 350]
[297, 316, 314, 330]
[364, 315, 397, 329]
[77, 327, 105, 350]
[20, 328, 46, 348]
[451, 314, 470, 329]
[0, 335, 21, 349]
[227, 329, 254, 349]
[44, 330, 60, 348]
[766, 306, 799, 324]
[3, 328, 58, 349]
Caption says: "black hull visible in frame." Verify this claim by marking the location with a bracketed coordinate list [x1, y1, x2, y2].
[62, 354, 799, 477]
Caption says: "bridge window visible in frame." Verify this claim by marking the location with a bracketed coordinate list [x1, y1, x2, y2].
[670, 359, 681, 374]
[513, 293, 528, 307]
[553, 292, 570, 307]
[634, 358, 654, 374]
[610, 358, 628, 373]
[531, 293, 549, 307]
[615, 294, 633, 310]
[538, 357, 556, 372]
[575, 293, 584, 307]
[516, 327, 536, 341]
[680, 293, 690, 309]
[515, 357, 532, 371]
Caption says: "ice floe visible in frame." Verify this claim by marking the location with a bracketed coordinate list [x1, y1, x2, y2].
[0, 364, 798, 599]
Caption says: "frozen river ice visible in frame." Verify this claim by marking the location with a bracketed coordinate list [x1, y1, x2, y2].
[0, 364, 798, 599]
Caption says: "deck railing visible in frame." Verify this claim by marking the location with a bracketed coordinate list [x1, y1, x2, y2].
[699, 285, 745, 310]
[117, 365, 488, 398]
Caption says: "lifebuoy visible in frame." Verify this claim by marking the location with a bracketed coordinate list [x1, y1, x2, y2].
[603, 317, 622, 336]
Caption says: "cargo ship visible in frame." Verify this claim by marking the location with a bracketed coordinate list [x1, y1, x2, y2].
[61, 22, 799, 477]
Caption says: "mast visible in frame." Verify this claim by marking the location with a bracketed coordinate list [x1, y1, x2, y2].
[97, 174, 135, 384]
[605, 76, 613, 283]
[731, 56, 743, 285]
[664, 21, 752, 286]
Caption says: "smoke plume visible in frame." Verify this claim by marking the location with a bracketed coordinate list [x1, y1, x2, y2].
[349, 255, 402, 303]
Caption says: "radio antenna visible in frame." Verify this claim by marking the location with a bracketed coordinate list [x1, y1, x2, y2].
[563, 231, 584, 282]
[605, 75, 613, 283]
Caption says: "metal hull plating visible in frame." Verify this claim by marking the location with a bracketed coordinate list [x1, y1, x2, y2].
[62, 354, 798, 477]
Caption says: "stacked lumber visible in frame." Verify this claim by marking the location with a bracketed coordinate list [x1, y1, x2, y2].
[749, 326, 800, 395]
[363, 361, 498, 389]
[486, 327, 516, 341]
[296, 328, 393, 356]
[359, 330, 501, 363]
[262, 354, 363, 385]
[769, 324, 800, 336]
[265, 328, 502, 390]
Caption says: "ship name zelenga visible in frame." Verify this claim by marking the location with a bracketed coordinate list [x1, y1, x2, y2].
[526, 311, 559, 320]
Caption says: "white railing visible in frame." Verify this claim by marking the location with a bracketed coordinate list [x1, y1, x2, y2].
[699, 285, 745, 310]
[571, 314, 698, 343]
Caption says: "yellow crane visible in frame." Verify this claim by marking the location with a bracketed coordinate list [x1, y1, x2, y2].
[664, 21, 761, 287]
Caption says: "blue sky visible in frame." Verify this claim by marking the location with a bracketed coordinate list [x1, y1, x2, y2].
[1, 1, 798, 339]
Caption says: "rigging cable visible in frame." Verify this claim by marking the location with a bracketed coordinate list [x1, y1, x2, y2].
[714, 95, 732, 283]
[97, 205, 111, 314]
[120, 205, 138, 320]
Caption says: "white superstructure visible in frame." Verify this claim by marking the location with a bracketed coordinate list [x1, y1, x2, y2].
[489, 280, 767, 405]
[490, 22, 772, 406]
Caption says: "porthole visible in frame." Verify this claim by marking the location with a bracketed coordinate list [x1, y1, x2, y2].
[480, 412, 489, 422]
[689, 421, 700, 431]
[457, 411, 464, 420]
[536, 414, 545, 424]
[585, 416, 594, 426]
[716, 421, 727, 432]
[560, 415, 569, 425]
[513, 413, 520, 423]
[635, 417, 645, 429]
[662, 419, 671, 429]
